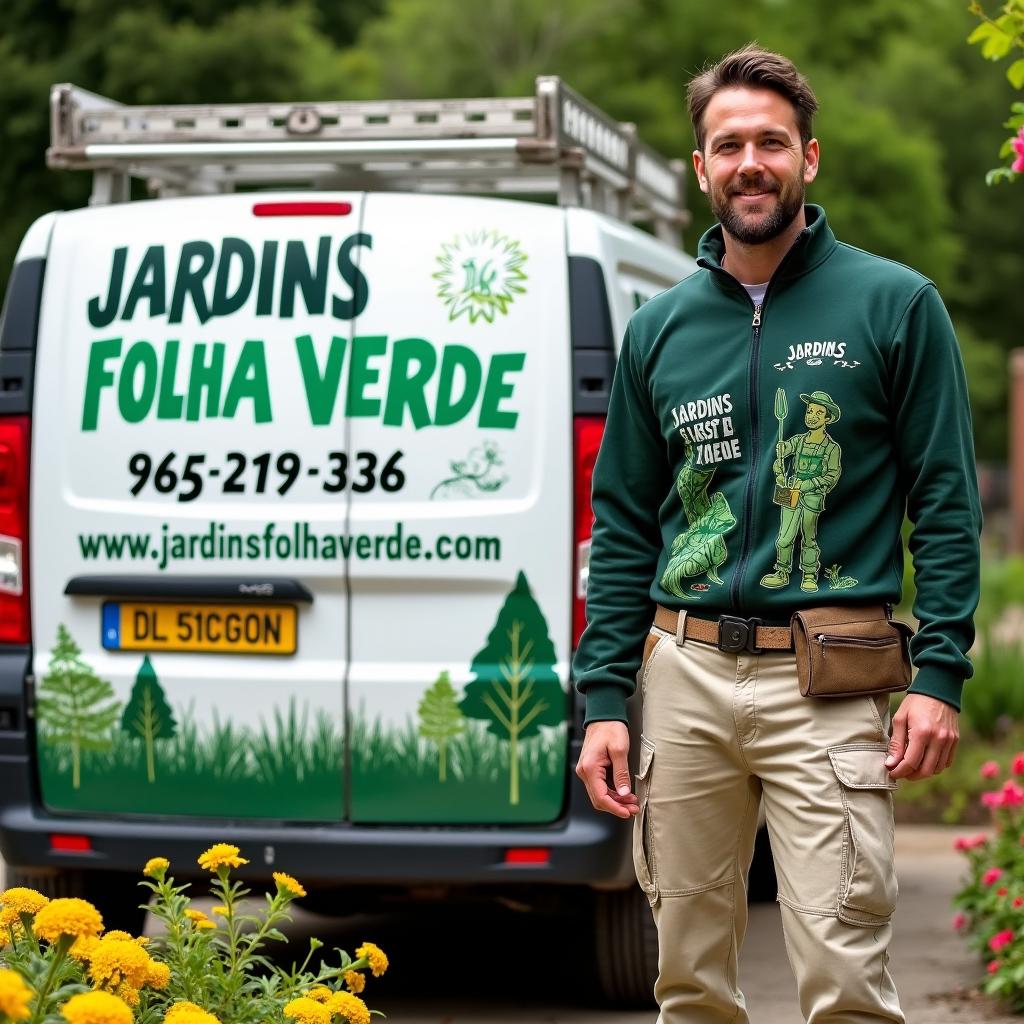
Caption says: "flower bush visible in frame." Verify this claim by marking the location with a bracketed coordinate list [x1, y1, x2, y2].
[0, 845, 386, 1023]
[954, 752, 1024, 1009]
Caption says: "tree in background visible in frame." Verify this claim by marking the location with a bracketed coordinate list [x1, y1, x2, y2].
[417, 671, 466, 781]
[121, 655, 177, 783]
[37, 625, 121, 790]
[460, 572, 564, 805]
[968, 0, 1024, 182]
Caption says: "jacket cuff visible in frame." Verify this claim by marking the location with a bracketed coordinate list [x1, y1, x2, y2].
[581, 684, 629, 727]
[908, 665, 965, 711]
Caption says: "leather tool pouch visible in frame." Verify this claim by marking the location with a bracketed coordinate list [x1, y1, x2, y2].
[791, 605, 915, 698]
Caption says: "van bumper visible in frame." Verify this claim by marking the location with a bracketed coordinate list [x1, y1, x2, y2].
[0, 734, 635, 888]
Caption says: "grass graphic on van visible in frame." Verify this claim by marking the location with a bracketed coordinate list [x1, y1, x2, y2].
[433, 229, 527, 323]
[429, 441, 507, 499]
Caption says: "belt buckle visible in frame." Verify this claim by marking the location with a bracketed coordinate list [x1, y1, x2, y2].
[718, 614, 763, 654]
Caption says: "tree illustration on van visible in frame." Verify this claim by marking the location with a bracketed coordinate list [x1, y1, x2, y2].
[37, 625, 122, 790]
[121, 655, 177, 783]
[460, 572, 564, 805]
[417, 671, 466, 781]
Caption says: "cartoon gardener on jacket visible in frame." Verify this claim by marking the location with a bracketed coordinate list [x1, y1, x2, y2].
[760, 390, 842, 594]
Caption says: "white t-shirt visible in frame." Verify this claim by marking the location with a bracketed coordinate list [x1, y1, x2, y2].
[741, 281, 768, 306]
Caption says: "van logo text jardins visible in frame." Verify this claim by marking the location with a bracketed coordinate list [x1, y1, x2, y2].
[80, 233, 527, 430]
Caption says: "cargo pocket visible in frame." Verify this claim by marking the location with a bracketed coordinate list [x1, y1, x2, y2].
[632, 736, 658, 905]
[828, 743, 898, 926]
[638, 627, 671, 692]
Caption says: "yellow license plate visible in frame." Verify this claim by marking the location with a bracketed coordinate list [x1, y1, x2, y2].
[102, 601, 296, 655]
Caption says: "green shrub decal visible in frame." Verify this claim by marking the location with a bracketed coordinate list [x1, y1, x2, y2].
[37, 625, 121, 790]
[121, 655, 177, 783]
[459, 571, 563, 805]
[417, 671, 466, 781]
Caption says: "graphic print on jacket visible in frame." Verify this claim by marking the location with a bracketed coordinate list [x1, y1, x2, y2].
[760, 389, 857, 594]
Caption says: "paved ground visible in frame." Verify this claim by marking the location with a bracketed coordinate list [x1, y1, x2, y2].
[2, 826, 1017, 1022]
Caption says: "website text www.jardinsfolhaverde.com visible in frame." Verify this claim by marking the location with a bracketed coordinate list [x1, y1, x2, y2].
[78, 520, 502, 570]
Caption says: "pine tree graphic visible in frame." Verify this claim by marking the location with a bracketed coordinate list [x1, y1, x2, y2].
[121, 655, 177, 783]
[417, 671, 466, 782]
[460, 571, 564, 805]
[37, 625, 121, 790]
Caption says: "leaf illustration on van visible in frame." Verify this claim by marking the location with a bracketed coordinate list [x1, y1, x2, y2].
[433, 230, 528, 324]
[417, 671, 467, 782]
[660, 450, 737, 598]
[430, 441, 507, 499]
[37, 625, 122, 790]
[460, 572, 564, 805]
[121, 656, 177, 784]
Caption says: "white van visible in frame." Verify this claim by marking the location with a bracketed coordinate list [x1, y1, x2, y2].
[0, 78, 695, 1004]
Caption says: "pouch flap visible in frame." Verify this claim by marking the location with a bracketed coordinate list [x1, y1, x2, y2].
[792, 605, 893, 635]
[637, 736, 655, 780]
[828, 744, 896, 790]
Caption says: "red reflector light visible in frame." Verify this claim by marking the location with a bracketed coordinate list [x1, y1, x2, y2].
[504, 848, 550, 865]
[572, 416, 606, 648]
[50, 834, 93, 853]
[0, 415, 30, 645]
[252, 201, 352, 217]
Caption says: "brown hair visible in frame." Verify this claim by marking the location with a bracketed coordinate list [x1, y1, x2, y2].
[687, 44, 818, 151]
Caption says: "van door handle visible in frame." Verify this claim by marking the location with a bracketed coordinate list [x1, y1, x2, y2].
[63, 575, 314, 602]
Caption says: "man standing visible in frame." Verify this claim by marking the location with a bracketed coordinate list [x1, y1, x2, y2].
[761, 390, 843, 593]
[573, 45, 980, 1024]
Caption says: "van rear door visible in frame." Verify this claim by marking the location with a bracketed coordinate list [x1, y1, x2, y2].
[29, 194, 364, 821]
[345, 194, 572, 824]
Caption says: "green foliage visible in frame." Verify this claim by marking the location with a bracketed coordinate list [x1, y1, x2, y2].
[460, 571, 564, 805]
[121, 655, 177, 784]
[37, 625, 121, 791]
[417, 670, 466, 782]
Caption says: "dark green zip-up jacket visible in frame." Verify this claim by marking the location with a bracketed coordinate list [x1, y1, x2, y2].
[573, 205, 981, 725]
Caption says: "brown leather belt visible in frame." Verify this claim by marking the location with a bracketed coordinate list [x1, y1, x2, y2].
[654, 605, 793, 653]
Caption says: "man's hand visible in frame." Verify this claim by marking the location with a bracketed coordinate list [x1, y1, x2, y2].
[575, 720, 640, 819]
[886, 693, 959, 781]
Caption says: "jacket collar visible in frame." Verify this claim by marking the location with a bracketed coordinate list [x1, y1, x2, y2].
[696, 204, 837, 287]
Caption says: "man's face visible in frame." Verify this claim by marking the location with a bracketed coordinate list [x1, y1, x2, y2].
[693, 86, 819, 246]
[804, 403, 830, 429]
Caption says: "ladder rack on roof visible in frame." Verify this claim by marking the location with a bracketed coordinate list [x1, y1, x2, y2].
[47, 77, 690, 246]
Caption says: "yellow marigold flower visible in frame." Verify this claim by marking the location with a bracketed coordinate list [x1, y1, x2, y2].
[343, 970, 365, 994]
[355, 941, 388, 977]
[0, 968, 32, 1021]
[196, 844, 248, 871]
[184, 908, 210, 924]
[70, 935, 101, 962]
[305, 986, 332, 1003]
[114, 983, 140, 1007]
[146, 961, 171, 989]
[34, 897, 104, 944]
[273, 871, 307, 898]
[211, 905, 228, 917]
[61, 990, 133, 1024]
[326, 991, 370, 1024]
[143, 857, 170, 879]
[102, 931, 135, 942]
[164, 1002, 222, 1024]
[0, 886, 49, 927]
[282, 997, 331, 1024]
[88, 936, 153, 992]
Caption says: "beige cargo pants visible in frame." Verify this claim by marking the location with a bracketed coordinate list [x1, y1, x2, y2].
[634, 620, 904, 1023]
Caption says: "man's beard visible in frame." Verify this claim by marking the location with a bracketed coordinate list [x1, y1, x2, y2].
[710, 173, 804, 245]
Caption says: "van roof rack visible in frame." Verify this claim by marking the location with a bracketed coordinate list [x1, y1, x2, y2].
[48, 77, 690, 246]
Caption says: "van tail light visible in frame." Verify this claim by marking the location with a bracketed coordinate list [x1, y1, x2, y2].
[572, 415, 605, 649]
[0, 416, 30, 644]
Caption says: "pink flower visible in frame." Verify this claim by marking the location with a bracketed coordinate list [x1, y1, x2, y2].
[1012, 128, 1024, 175]
[1014, 897, 1024, 909]
[989, 959, 1001, 974]
[1013, 753, 1024, 775]
[982, 760, 1001, 779]
[990, 929, 1015, 952]
[968, 833, 990, 849]
[955, 836, 969, 850]
[954, 911, 968, 930]
[983, 791, 1004, 808]
[998, 886, 1010, 896]
[984, 867, 1004, 886]
[1002, 781, 1024, 807]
